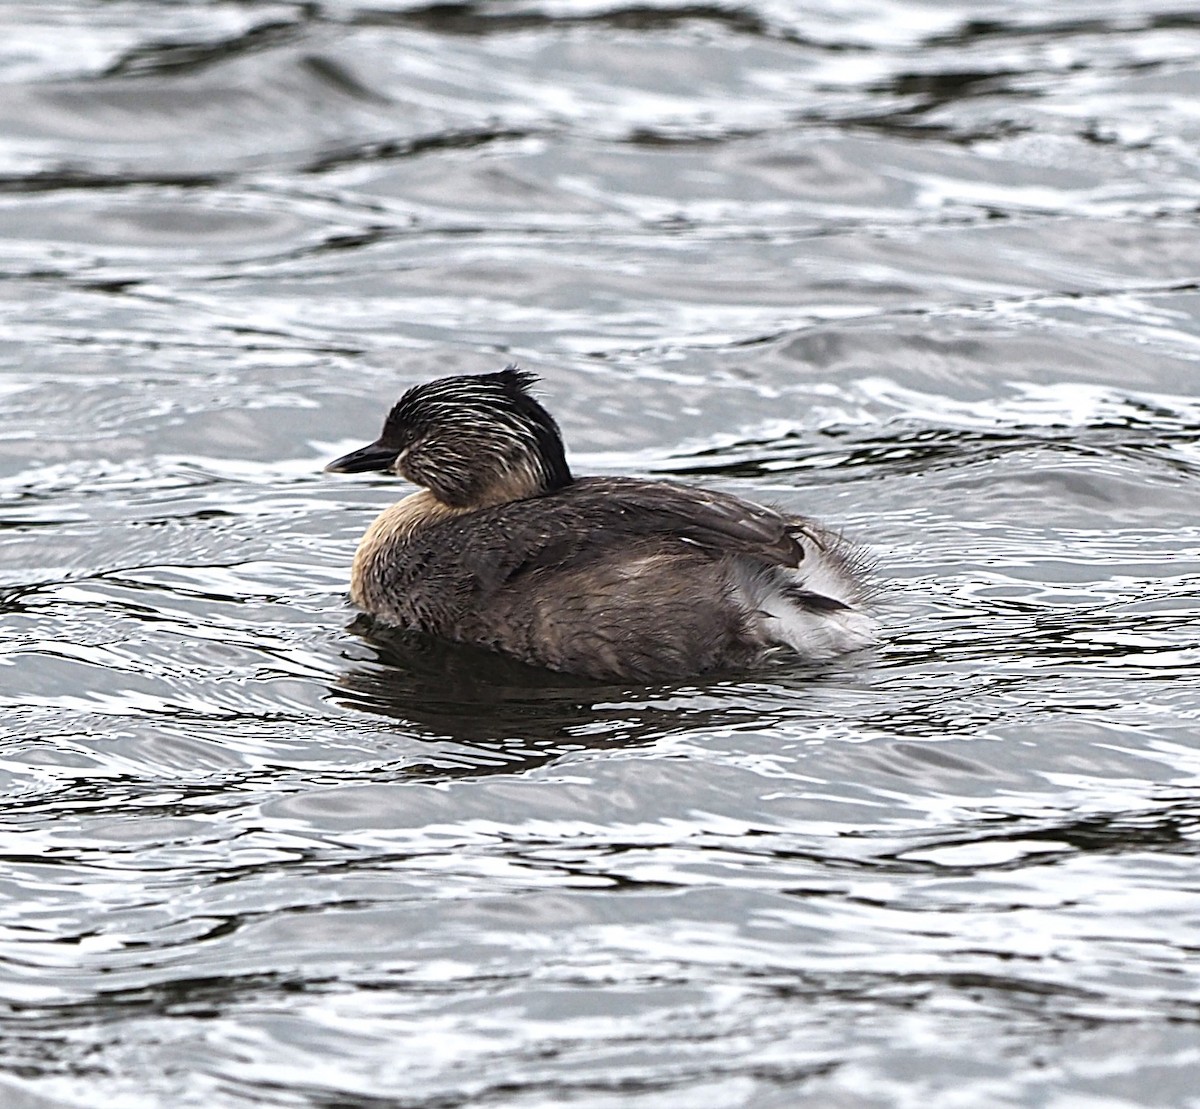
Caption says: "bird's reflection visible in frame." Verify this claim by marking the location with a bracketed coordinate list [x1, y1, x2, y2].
[329, 616, 767, 777]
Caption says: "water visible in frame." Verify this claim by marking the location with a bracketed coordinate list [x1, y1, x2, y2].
[2, 2, 1200, 1106]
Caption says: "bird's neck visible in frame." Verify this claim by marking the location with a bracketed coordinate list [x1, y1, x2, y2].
[428, 455, 568, 510]
[349, 489, 467, 606]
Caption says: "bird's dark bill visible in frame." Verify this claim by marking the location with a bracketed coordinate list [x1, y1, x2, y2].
[324, 441, 399, 474]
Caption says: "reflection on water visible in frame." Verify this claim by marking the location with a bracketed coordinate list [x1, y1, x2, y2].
[3, 0, 1200, 1106]
[334, 616, 869, 775]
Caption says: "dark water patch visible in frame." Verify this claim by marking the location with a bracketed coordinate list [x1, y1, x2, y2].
[301, 124, 543, 175]
[102, 20, 309, 80]
[931, 11, 1200, 48]
[893, 799, 1200, 871]
[0, 170, 230, 195]
[346, 1, 786, 40]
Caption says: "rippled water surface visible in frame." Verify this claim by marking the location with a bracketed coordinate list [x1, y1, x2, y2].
[3, 2, 1200, 1106]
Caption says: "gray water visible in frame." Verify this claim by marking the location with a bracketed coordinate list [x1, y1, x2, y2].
[2, 2, 1200, 1106]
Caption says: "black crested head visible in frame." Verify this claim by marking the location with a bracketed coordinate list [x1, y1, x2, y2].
[327, 366, 574, 508]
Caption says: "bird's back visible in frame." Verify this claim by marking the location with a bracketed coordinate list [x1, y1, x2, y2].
[352, 476, 875, 682]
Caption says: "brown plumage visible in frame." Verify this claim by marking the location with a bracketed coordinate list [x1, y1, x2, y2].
[326, 367, 875, 682]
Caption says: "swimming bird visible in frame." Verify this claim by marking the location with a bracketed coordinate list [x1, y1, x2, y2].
[325, 367, 875, 682]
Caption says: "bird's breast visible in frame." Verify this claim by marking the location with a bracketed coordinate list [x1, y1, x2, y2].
[349, 489, 466, 607]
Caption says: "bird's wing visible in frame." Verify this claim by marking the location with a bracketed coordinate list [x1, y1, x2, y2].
[399, 477, 802, 600]
[554, 477, 804, 569]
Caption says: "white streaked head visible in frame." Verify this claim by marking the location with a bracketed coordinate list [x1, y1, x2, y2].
[325, 366, 573, 508]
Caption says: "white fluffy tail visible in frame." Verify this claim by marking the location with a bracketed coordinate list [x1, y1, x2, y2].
[731, 523, 877, 660]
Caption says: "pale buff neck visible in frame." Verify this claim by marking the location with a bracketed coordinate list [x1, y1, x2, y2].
[349, 489, 468, 606]
[347, 469, 559, 608]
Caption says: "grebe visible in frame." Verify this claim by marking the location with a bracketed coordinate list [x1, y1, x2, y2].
[326, 367, 875, 682]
